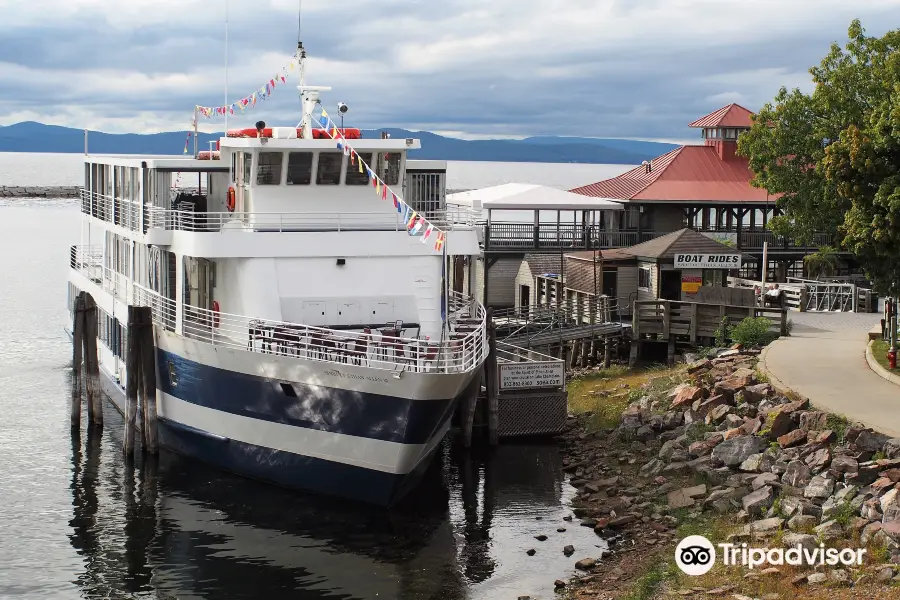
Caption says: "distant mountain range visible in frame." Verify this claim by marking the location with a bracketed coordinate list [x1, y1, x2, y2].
[0, 121, 678, 164]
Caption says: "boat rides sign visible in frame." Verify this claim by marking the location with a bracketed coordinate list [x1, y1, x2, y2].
[499, 361, 565, 390]
[674, 254, 742, 270]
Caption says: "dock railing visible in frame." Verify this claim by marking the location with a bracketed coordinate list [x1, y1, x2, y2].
[728, 277, 807, 312]
[132, 284, 488, 375]
[730, 275, 876, 313]
[632, 299, 787, 342]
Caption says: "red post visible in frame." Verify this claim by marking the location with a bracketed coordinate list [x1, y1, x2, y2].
[890, 349, 897, 370]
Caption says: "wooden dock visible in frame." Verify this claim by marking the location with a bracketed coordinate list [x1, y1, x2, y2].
[630, 299, 787, 365]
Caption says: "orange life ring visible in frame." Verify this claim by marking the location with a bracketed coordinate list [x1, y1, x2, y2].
[212, 301, 221, 328]
[226, 187, 236, 213]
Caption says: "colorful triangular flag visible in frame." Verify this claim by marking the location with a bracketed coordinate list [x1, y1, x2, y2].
[421, 224, 435, 242]
[433, 232, 445, 252]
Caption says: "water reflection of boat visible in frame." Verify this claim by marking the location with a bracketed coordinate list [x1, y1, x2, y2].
[68, 424, 465, 600]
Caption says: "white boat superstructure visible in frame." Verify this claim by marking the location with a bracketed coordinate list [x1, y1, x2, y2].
[67, 46, 487, 505]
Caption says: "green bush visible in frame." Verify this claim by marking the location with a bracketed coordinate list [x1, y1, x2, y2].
[729, 317, 777, 347]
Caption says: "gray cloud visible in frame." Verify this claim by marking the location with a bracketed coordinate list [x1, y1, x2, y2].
[1, 0, 899, 140]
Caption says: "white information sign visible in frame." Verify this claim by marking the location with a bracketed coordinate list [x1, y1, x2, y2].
[499, 361, 565, 390]
[673, 253, 742, 270]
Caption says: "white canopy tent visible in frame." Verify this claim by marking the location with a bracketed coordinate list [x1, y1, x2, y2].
[447, 183, 624, 228]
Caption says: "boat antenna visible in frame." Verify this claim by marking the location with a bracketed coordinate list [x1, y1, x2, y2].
[298, 0, 303, 46]
[225, 0, 230, 132]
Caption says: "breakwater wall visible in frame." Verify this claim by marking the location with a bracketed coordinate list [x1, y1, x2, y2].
[1, 186, 80, 198]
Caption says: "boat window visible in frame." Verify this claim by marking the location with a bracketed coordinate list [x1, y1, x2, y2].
[257, 152, 283, 185]
[242, 152, 252, 184]
[286, 152, 313, 185]
[316, 152, 342, 185]
[231, 153, 237, 182]
[377, 152, 401, 186]
[344, 153, 372, 185]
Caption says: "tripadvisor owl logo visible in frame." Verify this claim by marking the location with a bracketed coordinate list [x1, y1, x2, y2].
[675, 535, 716, 576]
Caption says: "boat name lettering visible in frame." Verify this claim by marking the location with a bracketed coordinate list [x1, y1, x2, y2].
[323, 369, 389, 384]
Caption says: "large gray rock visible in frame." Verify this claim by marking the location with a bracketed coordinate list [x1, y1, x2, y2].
[814, 519, 844, 541]
[783, 532, 818, 553]
[884, 438, 900, 459]
[742, 486, 775, 517]
[830, 454, 859, 475]
[739, 453, 764, 472]
[782, 461, 812, 488]
[854, 429, 890, 452]
[658, 439, 682, 461]
[787, 514, 818, 532]
[711, 435, 769, 467]
[804, 475, 835, 499]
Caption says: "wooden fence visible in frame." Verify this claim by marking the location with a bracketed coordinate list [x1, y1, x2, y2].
[632, 300, 788, 343]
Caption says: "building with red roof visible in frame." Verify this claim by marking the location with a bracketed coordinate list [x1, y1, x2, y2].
[568, 104, 836, 281]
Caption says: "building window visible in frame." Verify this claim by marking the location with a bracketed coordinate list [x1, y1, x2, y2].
[316, 153, 342, 185]
[345, 153, 372, 186]
[286, 152, 313, 185]
[638, 267, 651, 289]
[377, 152, 402, 186]
[703, 269, 724, 287]
[256, 152, 283, 185]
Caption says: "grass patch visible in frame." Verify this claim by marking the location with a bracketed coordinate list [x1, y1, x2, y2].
[872, 340, 893, 372]
[567, 364, 688, 431]
[826, 413, 851, 444]
[621, 560, 673, 600]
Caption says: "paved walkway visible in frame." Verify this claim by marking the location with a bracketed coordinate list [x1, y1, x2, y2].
[762, 311, 900, 438]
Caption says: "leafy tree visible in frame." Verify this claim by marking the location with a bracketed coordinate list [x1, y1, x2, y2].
[803, 246, 842, 279]
[738, 20, 900, 293]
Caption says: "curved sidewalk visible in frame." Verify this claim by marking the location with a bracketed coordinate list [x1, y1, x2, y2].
[760, 312, 900, 438]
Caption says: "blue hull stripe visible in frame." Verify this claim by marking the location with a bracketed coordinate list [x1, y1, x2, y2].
[157, 349, 459, 445]
[157, 417, 435, 506]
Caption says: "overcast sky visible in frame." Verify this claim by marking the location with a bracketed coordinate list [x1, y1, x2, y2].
[0, 0, 897, 141]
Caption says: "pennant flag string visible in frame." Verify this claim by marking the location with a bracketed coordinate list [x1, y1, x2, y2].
[194, 53, 301, 120]
[317, 108, 448, 254]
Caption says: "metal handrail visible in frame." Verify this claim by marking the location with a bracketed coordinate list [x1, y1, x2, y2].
[70, 246, 128, 301]
[133, 284, 489, 374]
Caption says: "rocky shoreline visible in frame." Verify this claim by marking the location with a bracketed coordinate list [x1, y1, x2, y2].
[0, 186, 80, 198]
[552, 349, 900, 599]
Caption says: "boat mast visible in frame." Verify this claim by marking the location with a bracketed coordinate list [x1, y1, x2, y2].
[295, 2, 331, 138]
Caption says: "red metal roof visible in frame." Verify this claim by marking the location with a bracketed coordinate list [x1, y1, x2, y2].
[570, 145, 774, 203]
[688, 103, 754, 128]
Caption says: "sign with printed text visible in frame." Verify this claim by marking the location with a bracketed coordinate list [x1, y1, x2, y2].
[681, 275, 702, 294]
[674, 254, 742, 270]
[499, 362, 565, 390]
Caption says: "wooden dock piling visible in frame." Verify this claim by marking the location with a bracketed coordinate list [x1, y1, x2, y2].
[82, 294, 102, 426]
[485, 310, 499, 446]
[125, 306, 158, 457]
[124, 307, 139, 458]
[71, 293, 84, 428]
[71, 291, 102, 428]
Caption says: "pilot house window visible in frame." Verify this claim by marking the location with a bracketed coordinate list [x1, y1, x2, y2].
[344, 153, 372, 185]
[257, 152, 283, 185]
[286, 152, 313, 185]
[377, 152, 401, 186]
[316, 152, 342, 185]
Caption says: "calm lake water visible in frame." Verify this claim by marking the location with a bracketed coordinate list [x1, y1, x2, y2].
[0, 201, 609, 599]
[0, 151, 633, 190]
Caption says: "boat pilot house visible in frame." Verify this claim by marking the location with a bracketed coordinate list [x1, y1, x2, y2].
[622, 228, 748, 303]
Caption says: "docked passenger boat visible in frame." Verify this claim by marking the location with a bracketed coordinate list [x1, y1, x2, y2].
[66, 44, 486, 506]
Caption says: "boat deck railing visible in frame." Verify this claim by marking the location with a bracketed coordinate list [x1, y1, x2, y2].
[145, 206, 477, 233]
[129, 285, 488, 374]
[70, 245, 130, 302]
